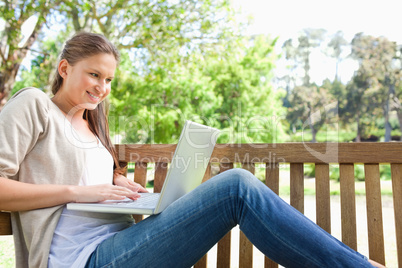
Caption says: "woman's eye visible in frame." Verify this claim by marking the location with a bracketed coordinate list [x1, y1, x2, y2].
[106, 78, 112, 83]
[90, 73, 99, 78]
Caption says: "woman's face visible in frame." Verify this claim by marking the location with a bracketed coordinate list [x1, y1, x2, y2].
[58, 53, 117, 111]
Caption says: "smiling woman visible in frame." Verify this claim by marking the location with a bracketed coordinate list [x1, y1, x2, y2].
[0, 32, 385, 268]
[51, 32, 122, 165]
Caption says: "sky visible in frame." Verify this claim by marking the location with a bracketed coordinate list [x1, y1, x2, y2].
[232, 0, 402, 84]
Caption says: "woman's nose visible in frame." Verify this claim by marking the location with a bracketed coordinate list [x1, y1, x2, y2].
[97, 80, 107, 94]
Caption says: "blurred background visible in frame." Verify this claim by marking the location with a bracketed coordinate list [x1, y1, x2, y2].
[1, 0, 402, 146]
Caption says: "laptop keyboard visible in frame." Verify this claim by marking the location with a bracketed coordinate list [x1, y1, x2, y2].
[113, 193, 160, 208]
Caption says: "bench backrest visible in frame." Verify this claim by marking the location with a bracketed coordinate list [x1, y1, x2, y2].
[1, 142, 401, 268]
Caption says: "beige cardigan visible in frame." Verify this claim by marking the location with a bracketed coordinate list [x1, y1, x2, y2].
[0, 88, 86, 268]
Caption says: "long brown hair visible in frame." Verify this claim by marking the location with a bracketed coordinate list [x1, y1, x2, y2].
[51, 32, 124, 175]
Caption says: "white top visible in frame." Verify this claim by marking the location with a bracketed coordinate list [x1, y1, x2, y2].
[48, 140, 134, 268]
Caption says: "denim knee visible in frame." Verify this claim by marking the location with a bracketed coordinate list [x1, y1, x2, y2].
[214, 168, 264, 193]
[219, 168, 254, 180]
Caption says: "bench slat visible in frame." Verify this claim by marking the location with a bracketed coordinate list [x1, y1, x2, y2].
[391, 163, 402, 267]
[239, 163, 255, 268]
[195, 164, 212, 268]
[339, 164, 357, 250]
[265, 163, 279, 268]
[217, 232, 231, 268]
[290, 163, 304, 213]
[194, 254, 207, 268]
[265, 163, 280, 194]
[0, 212, 12, 235]
[364, 164, 385, 264]
[117, 142, 402, 164]
[315, 164, 331, 233]
[217, 163, 234, 268]
[154, 162, 168, 193]
[134, 162, 148, 187]
[132, 162, 148, 223]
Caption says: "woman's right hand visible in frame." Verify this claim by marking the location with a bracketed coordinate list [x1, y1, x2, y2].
[70, 184, 141, 203]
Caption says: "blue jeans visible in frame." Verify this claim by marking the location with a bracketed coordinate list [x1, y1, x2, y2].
[85, 168, 373, 268]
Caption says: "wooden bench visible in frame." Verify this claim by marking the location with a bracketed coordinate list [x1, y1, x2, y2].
[1, 142, 401, 267]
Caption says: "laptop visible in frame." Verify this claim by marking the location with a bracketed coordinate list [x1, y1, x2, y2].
[67, 120, 220, 215]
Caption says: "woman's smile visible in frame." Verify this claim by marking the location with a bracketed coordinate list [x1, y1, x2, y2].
[87, 91, 102, 102]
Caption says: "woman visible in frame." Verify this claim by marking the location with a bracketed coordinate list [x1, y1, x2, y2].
[0, 32, 384, 268]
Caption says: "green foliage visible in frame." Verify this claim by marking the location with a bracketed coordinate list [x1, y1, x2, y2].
[0, 0, 53, 104]
[109, 35, 286, 144]
[304, 164, 315, 178]
[12, 29, 71, 95]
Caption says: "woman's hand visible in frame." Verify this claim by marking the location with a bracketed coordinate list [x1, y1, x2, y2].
[113, 174, 148, 197]
[71, 183, 141, 203]
[72, 175, 148, 203]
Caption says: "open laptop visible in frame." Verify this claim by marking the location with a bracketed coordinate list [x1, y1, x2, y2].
[67, 120, 220, 215]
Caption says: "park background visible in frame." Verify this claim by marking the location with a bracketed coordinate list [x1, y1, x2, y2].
[0, 0, 401, 267]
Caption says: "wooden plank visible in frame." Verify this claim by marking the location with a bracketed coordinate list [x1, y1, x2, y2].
[265, 163, 279, 195]
[264, 256, 278, 268]
[239, 163, 254, 268]
[239, 231, 253, 268]
[134, 162, 148, 187]
[217, 163, 233, 268]
[132, 162, 148, 223]
[0, 212, 12, 235]
[339, 164, 357, 250]
[290, 163, 304, 213]
[154, 162, 168, 193]
[315, 164, 331, 233]
[195, 164, 212, 268]
[364, 164, 385, 264]
[217, 232, 232, 268]
[391, 163, 402, 267]
[265, 163, 279, 268]
[116, 142, 402, 164]
[194, 255, 207, 268]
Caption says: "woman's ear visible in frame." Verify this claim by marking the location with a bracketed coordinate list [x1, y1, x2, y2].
[58, 59, 69, 79]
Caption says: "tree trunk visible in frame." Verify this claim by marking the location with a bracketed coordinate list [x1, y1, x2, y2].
[383, 84, 393, 142]
[355, 113, 361, 142]
[0, 21, 44, 111]
[397, 110, 402, 141]
[0, 66, 19, 111]
[384, 104, 392, 142]
[309, 120, 317, 142]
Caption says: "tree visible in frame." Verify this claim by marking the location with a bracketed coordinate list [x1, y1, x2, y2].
[12, 35, 64, 94]
[343, 76, 374, 142]
[350, 33, 400, 141]
[390, 44, 402, 140]
[297, 28, 326, 86]
[109, 35, 286, 144]
[0, 0, 55, 109]
[287, 85, 335, 142]
[58, 0, 239, 65]
[1, 0, 238, 109]
[326, 31, 348, 81]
